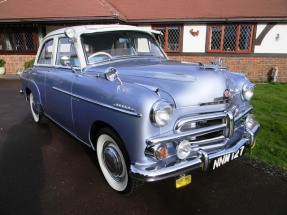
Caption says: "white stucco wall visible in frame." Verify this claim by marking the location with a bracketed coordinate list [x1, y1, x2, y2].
[254, 24, 287, 54]
[46, 26, 66, 35]
[138, 24, 207, 53]
[182, 25, 206, 53]
[138, 25, 152, 31]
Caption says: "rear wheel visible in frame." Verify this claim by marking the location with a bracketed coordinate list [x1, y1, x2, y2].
[96, 128, 139, 193]
[29, 93, 43, 123]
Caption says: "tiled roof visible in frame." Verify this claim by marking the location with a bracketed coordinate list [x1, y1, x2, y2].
[108, 0, 287, 21]
[0, 0, 125, 21]
[0, 0, 286, 23]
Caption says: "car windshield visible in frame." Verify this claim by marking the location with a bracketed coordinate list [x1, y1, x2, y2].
[81, 31, 166, 64]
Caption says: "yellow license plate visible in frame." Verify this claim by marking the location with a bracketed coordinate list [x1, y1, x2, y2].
[175, 175, 192, 188]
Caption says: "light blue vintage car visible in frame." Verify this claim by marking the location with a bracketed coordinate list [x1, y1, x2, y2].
[20, 25, 260, 193]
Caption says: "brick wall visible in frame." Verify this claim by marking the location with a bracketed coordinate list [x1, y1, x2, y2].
[169, 55, 287, 82]
[0, 55, 35, 75]
[1, 54, 286, 82]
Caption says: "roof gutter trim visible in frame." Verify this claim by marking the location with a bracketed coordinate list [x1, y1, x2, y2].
[128, 17, 287, 23]
[0, 16, 127, 23]
[1, 17, 287, 24]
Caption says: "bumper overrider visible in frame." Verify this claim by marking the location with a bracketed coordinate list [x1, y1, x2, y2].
[130, 106, 260, 182]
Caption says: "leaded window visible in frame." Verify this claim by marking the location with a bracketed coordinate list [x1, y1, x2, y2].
[153, 25, 182, 52]
[208, 24, 254, 53]
[0, 28, 38, 53]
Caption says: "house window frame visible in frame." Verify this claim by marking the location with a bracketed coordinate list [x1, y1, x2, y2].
[152, 25, 183, 53]
[207, 24, 255, 53]
[0, 28, 39, 54]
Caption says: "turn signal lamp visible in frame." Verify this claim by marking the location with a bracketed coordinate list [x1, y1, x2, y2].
[155, 145, 168, 160]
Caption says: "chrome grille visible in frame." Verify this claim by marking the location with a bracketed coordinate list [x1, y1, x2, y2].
[175, 112, 226, 133]
[146, 106, 238, 146]
[175, 112, 230, 142]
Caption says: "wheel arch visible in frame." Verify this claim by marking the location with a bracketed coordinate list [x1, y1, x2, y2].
[24, 79, 42, 105]
[89, 121, 126, 153]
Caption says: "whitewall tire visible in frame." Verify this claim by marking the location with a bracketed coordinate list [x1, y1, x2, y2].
[97, 129, 129, 192]
[96, 128, 142, 194]
[29, 93, 42, 123]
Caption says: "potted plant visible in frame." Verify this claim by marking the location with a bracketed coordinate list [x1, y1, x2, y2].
[0, 58, 6, 75]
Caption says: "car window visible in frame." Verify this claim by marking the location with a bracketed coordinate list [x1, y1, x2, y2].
[56, 37, 79, 67]
[126, 33, 163, 57]
[37, 39, 54, 65]
[81, 31, 165, 64]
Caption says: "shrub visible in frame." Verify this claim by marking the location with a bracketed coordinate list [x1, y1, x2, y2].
[24, 59, 35, 69]
[0, 59, 6, 67]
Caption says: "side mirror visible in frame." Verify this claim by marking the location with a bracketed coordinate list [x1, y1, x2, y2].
[60, 56, 70, 66]
[105, 67, 122, 85]
[60, 56, 77, 73]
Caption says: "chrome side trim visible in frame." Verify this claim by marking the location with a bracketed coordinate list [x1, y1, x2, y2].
[52, 87, 142, 117]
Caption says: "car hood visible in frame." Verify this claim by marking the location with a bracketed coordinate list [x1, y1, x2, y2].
[88, 59, 230, 108]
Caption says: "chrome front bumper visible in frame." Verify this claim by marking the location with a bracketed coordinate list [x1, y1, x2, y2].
[130, 120, 260, 182]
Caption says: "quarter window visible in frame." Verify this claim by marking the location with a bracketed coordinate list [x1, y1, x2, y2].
[153, 25, 182, 52]
[207, 24, 254, 53]
[37, 39, 54, 65]
[0, 28, 38, 53]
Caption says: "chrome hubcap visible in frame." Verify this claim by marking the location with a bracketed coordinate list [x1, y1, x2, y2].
[103, 144, 124, 181]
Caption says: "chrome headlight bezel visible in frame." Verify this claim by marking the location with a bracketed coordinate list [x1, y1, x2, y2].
[150, 100, 173, 127]
[242, 82, 255, 101]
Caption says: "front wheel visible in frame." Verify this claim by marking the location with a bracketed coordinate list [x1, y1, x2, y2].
[96, 128, 139, 193]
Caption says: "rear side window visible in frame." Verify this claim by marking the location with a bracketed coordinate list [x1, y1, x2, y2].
[37, 39, 54, 65]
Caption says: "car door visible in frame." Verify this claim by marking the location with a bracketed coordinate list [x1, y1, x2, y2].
[44, 37, 79, 134]
[32, 38, 55, 105]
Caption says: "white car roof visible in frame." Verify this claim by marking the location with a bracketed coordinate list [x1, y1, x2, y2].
[45, 24, 161, 39]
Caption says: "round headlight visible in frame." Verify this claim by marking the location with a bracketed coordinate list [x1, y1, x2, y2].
[150, 100, 173, 127]
[242, 83, 255, 101]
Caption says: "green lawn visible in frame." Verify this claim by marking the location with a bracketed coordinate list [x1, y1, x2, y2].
[249, 83, 287, 170]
